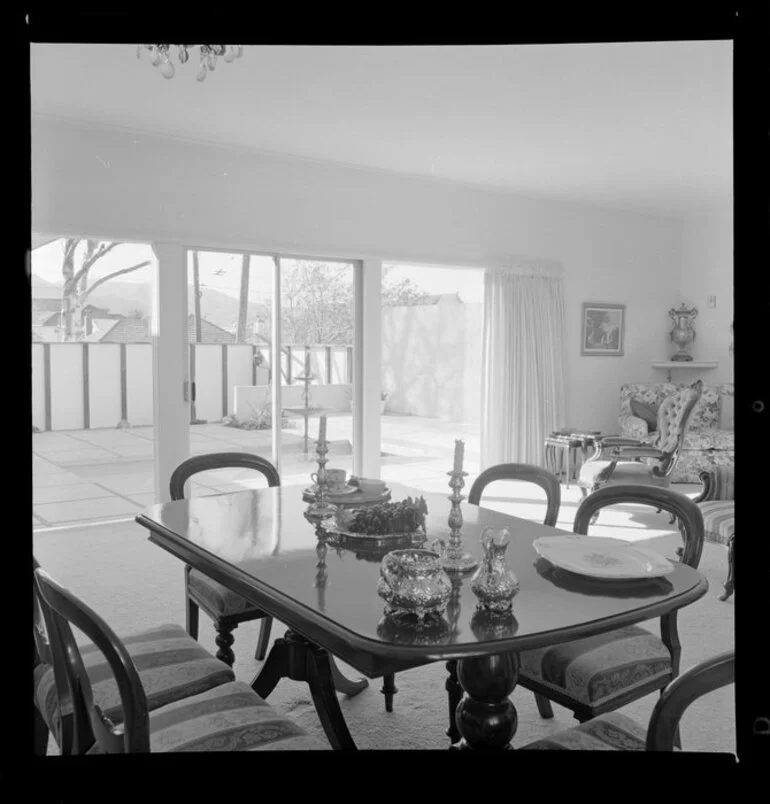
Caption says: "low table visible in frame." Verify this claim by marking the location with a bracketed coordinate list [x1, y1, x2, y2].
[544, 430, 601, 487]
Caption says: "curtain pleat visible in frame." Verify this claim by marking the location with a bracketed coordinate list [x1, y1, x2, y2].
[481, 270, 566, 469]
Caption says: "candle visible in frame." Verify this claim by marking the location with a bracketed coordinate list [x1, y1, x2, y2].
[453, 439, 464, 474]
[305, 351, 311, 375]
[318, 414, 327, 443]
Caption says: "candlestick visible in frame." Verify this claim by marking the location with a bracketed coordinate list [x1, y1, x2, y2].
[306, 432, 337, 521]
[440, 469, 478, 573]
[453, 439, 464, 474]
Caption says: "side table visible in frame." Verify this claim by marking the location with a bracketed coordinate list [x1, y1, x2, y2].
[544, 430, 601, 488]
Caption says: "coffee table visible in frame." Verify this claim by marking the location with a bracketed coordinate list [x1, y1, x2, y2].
[136, 483, 707, 750]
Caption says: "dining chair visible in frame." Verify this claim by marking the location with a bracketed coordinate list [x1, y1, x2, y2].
[516, 484, 705, 727]
[693, 466, 735, 601]
[34, 565, 328, 752]
[520, 649, 734, 750]
[33, 557, 236, 755]
[578, 380, 703, 504]
[169, 452, 280, 668]
[441, 463, 562, 743]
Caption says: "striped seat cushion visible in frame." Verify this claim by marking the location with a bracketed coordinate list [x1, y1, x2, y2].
[188, 570, 261, 617]
[89, 681, 329, 752]
[518, 625, 672, 708]
[698, 500, 735, 547]
[35, 623, 234, 739]
[521, 712, 650, 750]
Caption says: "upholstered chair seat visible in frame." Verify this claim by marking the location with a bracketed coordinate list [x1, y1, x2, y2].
[518, 625, 672, 711]
[34, 623, 234, 740]
[522, 712, 654, 750]
[87, 681, 328, 752]
[187, 570, 259, 616]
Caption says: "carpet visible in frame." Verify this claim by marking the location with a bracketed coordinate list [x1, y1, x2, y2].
[34, 482, 735, 753]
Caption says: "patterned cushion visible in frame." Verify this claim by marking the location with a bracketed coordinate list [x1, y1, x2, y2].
[518, 625, 672, 708]
[521, 712, 648, 750]
[698, 501, 735, 547]
[620, 416, 650, 441]
[188, 570, 262, 617]
[35, 623, 235, 738]
[89, 681, 328, 752]
[629, 399, 658, 430]
[674, 449, 735, 484]
[683, 429, 735, 451]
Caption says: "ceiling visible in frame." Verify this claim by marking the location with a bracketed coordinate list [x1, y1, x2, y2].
[30, 41, 733, 218]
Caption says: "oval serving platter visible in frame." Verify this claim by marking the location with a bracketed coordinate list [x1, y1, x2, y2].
[533, 535, 675, 580]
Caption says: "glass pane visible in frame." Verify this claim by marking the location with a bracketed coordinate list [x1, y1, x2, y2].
[380, 263, 484, 494]
[31, 235, 157, 529]
[279, 258, 355, 488]
[185, 250, 277, 493]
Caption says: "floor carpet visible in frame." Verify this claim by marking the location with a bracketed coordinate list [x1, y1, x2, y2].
[34, 483, 735, 753]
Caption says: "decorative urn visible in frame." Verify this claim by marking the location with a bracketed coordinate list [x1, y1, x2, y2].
[669, 303, 698, 362]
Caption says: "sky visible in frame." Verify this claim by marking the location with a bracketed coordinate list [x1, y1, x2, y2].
[30, 240, 484, 304]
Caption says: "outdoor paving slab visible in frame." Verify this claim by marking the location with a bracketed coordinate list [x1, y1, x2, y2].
[66, 430, 148, 447]
[34, 483, 115, 505]
[108, 445, 155, 458]
[125, 492, 157, 508]
[33, 456, 67, 474]
[43, 448, 122, 465]
[34, 496, 143, 525]
[33, 471, 96, 488]
[32, 434, 88, 453]
[93, 473, 156, 494]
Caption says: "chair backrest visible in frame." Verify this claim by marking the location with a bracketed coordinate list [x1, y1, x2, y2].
[573, 484, 705, 569]
[653, 380, 703, 476]
[646, 650, 734, 750]
[169, 452, 280, 501]
[468, 464, 561, 527]
[33, 566, 151, 754]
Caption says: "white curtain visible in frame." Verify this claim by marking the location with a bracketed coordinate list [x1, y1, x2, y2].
[481, 266, 566, 469]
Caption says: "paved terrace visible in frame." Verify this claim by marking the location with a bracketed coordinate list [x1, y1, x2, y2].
[33, 414, 482, 530]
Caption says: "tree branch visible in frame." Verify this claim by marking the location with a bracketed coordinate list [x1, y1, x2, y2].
[82, 261, 151, 300]
[72, 242, 122, 285]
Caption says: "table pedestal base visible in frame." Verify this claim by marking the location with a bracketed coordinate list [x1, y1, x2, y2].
[453, 651, 519, 750]
[250, 629, 367, 750]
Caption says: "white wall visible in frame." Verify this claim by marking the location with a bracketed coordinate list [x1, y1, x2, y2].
[678, 211, 734, 384]
[32, 116, 686, 435]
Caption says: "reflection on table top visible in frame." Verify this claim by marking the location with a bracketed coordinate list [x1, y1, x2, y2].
[137, 483, 707, 671]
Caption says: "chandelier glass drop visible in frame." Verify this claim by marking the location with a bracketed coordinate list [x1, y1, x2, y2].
[137, 45, 243, 82]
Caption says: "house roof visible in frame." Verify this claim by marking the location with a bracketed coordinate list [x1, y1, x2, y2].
[96, 314, 236, 344]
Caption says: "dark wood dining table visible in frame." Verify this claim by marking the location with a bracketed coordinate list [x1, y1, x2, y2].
[136, 482, 708, 750]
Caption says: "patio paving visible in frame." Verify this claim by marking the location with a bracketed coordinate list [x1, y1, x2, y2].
[32, 414, 481, 529]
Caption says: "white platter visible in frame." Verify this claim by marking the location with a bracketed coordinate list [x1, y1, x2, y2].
[533, 534, 675, 580]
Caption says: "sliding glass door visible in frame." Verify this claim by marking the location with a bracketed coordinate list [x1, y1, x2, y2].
[183, 249, 359, 492]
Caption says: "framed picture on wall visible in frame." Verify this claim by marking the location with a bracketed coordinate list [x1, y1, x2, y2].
[581, 302, 626, 356]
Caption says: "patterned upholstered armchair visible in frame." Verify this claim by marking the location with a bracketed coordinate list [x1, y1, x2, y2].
[578, 381, 703, 498]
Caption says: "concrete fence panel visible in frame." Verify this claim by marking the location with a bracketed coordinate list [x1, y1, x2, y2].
[32, 344, 46, 431]
[226, 344, 254, 415]
[194, 344, 224, 422]
[50, 344, 84, 431]
[88, 344, 122, 428]
[126, 344, 153, 425]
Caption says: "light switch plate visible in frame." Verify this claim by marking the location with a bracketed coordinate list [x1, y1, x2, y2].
[707, 295, 717, 308]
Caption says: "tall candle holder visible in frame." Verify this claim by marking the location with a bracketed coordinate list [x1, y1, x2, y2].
[305, 436, 338, 521]
[440, 470, 478, 573]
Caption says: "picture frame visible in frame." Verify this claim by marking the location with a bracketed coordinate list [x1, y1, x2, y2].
[581, 302, 626, 356]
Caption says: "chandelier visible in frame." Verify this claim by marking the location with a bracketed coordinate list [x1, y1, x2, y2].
[137, 45, 243, 82]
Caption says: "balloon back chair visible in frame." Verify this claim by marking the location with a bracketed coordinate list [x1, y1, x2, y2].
[578, 380, 703, 499]
[516, 484, 704, 730]
[33, 566, 326, 753]
[521, 649, 734, 751]
[170, 453, 280, 667]
[439, 464, 562, 743]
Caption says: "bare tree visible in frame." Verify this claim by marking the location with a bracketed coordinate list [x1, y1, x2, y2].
[60, 239, 150, 341]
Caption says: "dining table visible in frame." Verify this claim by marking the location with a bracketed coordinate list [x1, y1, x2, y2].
[135, 481, 709, 751]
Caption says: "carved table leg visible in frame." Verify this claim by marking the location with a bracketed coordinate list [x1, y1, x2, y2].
[454, 651, 519, 750]
[249, 630, 358, 750]
[719, 535, 735, 601]
[445, 660, 463, 744]
[329, 656, 370, 697]
[214, 621, 236, 666]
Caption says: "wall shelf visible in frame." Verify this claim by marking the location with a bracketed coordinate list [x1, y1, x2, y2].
[652, 361, 718, 382]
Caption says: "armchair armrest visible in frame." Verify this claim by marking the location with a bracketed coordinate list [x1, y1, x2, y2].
[614, 445, 665, 460]
[598, 436, 644, 447]
[694, 467, 735, 503]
